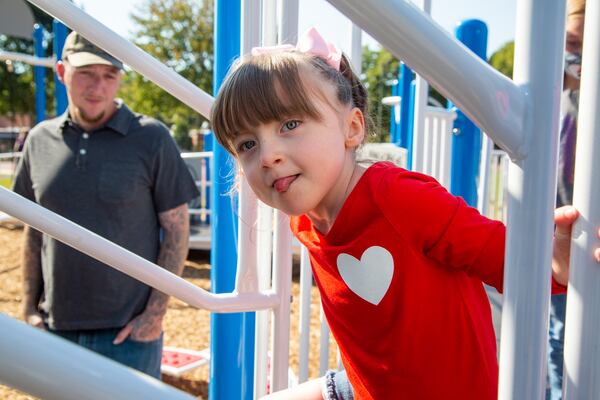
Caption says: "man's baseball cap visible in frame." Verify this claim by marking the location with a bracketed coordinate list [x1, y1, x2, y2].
[62, 31, 123, 70]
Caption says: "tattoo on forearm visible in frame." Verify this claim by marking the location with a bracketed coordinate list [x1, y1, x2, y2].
[140, 204, 190, 329]
[22, 226, 44, 314]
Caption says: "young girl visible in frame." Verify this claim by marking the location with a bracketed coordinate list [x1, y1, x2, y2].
[211, 28, 600, 400]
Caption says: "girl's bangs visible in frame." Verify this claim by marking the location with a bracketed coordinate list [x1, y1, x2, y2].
[212, 54, 322, 153]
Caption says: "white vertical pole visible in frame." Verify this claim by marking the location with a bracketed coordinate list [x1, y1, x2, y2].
[318, 305, 331, 376]
[563, 0, 600, 397]
[256, 3, 277, 396]
[298, 246, 312, 383]
[350, 23, 362, 74]
[498, 0, 566, 398]
[270, 210, 293, 392]
[237, 0, 261, 292]
[262, 0, 277, 46]
[254, 202, 273, 398]
[234, 178, 259, 293]
[500, 154, 509, 222]
[477, 134, 493, 216]
[266, 1, 297, 393]
[241, 2, 265, 398]
[277, 0, 298, 44]
[410, 0, 431, 172]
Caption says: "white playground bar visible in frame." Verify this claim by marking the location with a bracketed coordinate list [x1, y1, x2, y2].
[0, 50, 55, 68]
[0, 1, 598, 400]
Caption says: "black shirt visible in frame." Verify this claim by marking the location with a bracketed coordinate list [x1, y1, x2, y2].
[13, 101, 199, 330]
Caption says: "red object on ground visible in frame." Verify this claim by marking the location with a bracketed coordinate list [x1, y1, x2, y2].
[160, 347, 210, 377]
[162, 350, 205, 368]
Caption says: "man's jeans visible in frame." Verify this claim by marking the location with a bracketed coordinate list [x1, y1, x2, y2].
[52, 327, 163, 378]
[547, 294, 567, 400]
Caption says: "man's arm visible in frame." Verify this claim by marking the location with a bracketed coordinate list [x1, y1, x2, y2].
[21, 225, 45, 329]
[114, 203, 190, 343]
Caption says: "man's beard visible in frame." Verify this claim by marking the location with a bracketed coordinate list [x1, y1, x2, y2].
[78, 108, 105, 124]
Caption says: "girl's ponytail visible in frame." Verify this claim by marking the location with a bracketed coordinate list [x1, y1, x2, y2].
[338, 54, 372, 136]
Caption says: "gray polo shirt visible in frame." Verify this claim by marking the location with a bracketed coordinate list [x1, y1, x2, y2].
[13, 102, 199, 330]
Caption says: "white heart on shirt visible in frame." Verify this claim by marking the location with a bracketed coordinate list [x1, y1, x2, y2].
[337, 246, 394, 305]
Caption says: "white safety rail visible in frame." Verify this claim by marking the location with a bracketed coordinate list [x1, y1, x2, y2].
[418, 106, 456, 189]
[380, 99, 456, 189]
[477, 134, 493, 216]
[479, 149, 510, 223]
[0, 152, 22, 224]
[181, 152, 212, 250]
[295, 247, 342, 384]
[0, 314, 195, 400]
[411, 0, 432, 174]
[0, 50, 55, 67]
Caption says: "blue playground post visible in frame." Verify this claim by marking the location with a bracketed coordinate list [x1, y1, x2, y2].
[398, 63, 413, 149]
[52, 20, 68, 115]
[405, 80, 416, 169]
[448, 20, 488, 206]
[209, 1, 254, 400]
[33, 25, 46, 124]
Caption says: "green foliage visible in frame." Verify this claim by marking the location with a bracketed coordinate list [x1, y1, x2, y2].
[0, 36, 35, 119]
[488, 41, 514, 79]
[119, 0, 214, 150]
[361, 47, 400, 143]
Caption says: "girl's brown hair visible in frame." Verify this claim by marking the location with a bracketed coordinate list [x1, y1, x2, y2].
[210, 50, 369, 155]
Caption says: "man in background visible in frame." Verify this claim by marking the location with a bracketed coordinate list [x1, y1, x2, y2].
[13, 31, 199, 378]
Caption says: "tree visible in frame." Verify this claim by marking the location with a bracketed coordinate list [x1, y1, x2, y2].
[361, 47, 400, 143]
[119, 0, 214, 150]
[488, 41, 514, 79]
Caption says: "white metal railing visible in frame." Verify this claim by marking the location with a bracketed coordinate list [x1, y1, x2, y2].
[477, 133, 493, 216]
[0, 152, 22, 160]
[378, 100, 456, 189]
[0, 152, 21, 223]
[0, 314, 195, 400]
[0, 50, 55, 68]
[0, 187, 280, 311]
[418, 106, 456, 189]
[181, 151, 212, 224]
[484, 150, 510, 223]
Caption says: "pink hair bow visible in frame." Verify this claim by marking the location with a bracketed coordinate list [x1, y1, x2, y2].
[251, 27, 342, 71]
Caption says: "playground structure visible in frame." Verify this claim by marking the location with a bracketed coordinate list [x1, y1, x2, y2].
[0, 1, 599, 400]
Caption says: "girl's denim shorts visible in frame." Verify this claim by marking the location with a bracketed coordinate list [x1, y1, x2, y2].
[323, 369, 354, 400]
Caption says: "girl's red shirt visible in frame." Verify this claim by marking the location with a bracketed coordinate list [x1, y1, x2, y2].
[291, 162, 507, 400]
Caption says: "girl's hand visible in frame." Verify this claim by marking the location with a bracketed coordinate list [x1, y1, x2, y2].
[551, 206, 600, 286]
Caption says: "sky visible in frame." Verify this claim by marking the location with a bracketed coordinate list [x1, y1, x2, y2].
[76, 0, 518, 57]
